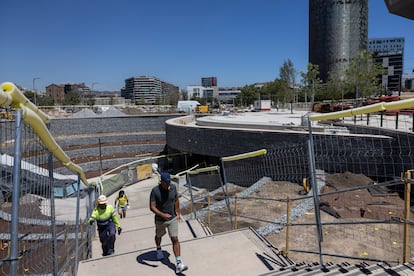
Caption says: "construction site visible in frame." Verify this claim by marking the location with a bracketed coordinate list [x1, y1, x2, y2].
[0, 82, 413, 275]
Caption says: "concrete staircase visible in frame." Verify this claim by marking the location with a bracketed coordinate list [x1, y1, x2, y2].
[259, 261, 414, 275]
[78, 177, 414, 275]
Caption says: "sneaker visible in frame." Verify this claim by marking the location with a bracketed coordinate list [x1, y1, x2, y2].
[175, 262, 188, 274]
[156, 249, 164, 260]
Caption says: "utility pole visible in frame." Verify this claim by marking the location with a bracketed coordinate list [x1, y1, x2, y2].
[32, 77, 40, 105]
[91, 82, 98, 92]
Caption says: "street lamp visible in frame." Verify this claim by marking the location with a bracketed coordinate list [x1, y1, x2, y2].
[91, 82, 99, 92]
[32, 77, 40, 105]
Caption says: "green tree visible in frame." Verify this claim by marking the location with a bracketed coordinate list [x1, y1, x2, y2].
[275, 79, 292, 105]
[345, 50, 385, 105]
[237, 85, 259, 107]
[180, 89, 188, 101]
[23, 91, 35, 103]
[300, 63, 322, 104]
[37, 95, 54, 106]
[83, 94, 95, 107]
[279, 59, 296, 105]
[279, 59, 296, 87]
[63, 91, 81, 105]
[325, 70, 346, 102]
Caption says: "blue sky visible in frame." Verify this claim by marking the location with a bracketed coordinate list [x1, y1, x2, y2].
[1, 0, 413, 92]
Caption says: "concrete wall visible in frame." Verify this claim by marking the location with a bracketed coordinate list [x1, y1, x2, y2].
[49, 115, 175, 136]
[165, 117, 308, 157]
[46, 115, 180, 173]
[165, 116, 414, 182]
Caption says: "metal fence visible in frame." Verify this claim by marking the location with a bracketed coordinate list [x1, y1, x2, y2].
[0, 82, 97, 276]
[0, 109, 95, 275]
[182, 99, 414, 266]
[183, 151, 413, 266]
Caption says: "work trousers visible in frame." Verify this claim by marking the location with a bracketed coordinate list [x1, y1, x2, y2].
[98, 222, 116, 256]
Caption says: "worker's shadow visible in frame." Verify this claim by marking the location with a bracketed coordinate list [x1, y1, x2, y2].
[136, 250, 176, 272]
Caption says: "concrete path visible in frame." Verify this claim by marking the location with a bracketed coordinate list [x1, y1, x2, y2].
[77, 176, 286, 276]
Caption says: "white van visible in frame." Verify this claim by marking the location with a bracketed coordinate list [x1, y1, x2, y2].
[177, 100, 201, 113]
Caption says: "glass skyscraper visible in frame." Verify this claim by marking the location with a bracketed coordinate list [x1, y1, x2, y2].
[309, 0, 368, 83]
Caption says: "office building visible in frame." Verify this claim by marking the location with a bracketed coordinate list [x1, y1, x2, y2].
[309, 0, 368, 83]
[122, 76, 178, 105]
[402, 74, 414, 90]
[201, 77, 217, 87]
[217, 87, 241, 104]
[368, 37, 404, 92]
[186, 85, 214, 101]
[186, 85, 204, 99]
[161, 81, 179, 105]
[201, 77, 218, 99]
[123, 76, 161, 104]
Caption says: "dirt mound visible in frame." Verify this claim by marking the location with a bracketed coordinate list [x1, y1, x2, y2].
[193, 172, 408, 265]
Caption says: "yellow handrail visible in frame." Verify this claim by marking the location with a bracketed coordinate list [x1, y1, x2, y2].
[310, 98, 414, 121]
[221, 149, 267, 162]
[0, 82, 89, 186]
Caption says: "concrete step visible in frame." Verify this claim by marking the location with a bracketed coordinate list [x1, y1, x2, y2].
[78, 227, 295, 276]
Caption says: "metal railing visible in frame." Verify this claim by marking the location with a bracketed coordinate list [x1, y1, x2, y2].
[0, 82, 96, 276]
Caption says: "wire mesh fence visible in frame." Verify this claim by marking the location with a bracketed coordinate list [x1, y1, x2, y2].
[181, 107, 414, 266]
[2, 80, 414, 273]
[0, 110, 94, 275]
[184, 174, 412, 265]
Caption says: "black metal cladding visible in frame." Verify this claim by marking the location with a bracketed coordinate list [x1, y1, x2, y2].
[309, 0, 368, 83]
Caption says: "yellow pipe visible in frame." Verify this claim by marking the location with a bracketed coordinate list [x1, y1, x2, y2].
[187, 166, 219, 175]
[1, 82, 89, 186]
[221, 149, 267, 162]
[175, 164, 200, 177]
[310, 99, 414, 122]
[385, 98, 414, 111]
[310, 102, 386, 121]
[2, 82, 50, 123]
[0, 89, 12, 106]
[350, 102, 386, 116]
[102, 154, 166, 177]
[310, 109, 354, 121]
[20, 105, 88, 185]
